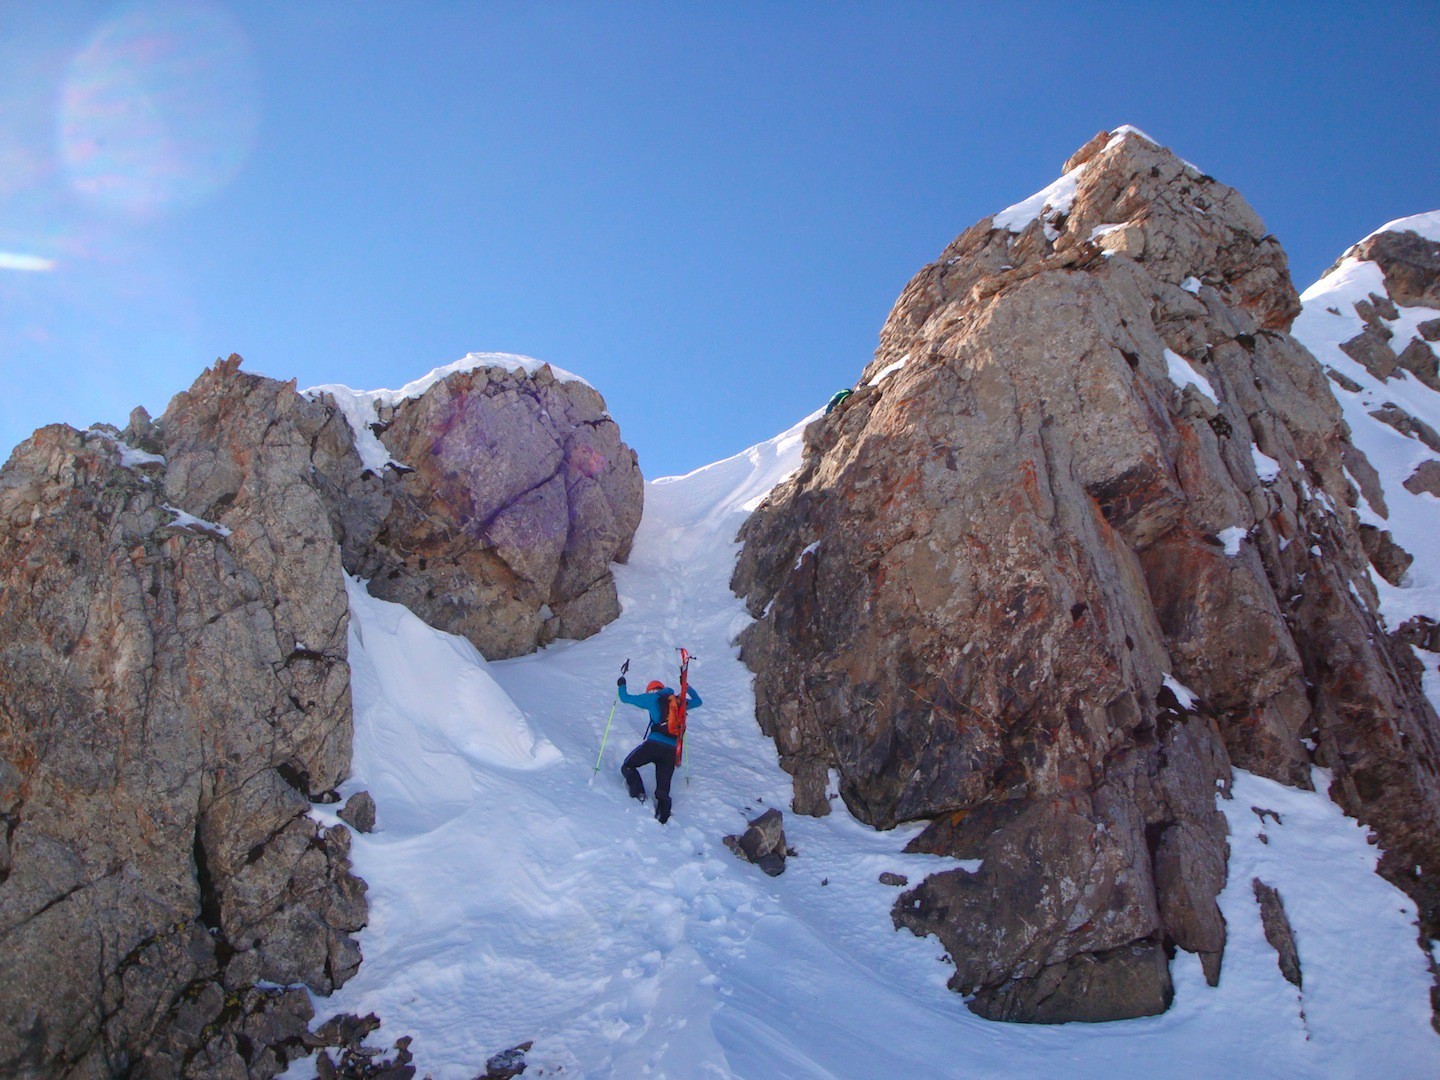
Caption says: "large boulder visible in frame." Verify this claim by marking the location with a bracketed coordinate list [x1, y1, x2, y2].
[733, 130, 1440, 1021]
[318, 355, 643, 660]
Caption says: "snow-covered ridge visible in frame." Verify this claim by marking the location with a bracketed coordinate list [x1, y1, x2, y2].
[305, 352, 592, 473]
[1293, 216, 1440, 658]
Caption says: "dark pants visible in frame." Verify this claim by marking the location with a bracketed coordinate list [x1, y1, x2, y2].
[621, 739, 676, 822]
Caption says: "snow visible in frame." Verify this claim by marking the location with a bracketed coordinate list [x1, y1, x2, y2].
[117, 443, 165, 468]
[387, 351, 592, 398]
[1163, 674, 1200, 710]
[86, 427, 165, 469]
[1293, 220, 1440, 643]
[1181, 276, 1203, 295]
[1164, 348, 1219, 403]
[1089, 222, 1127, 242]
[867, 354, 908, 386]
[1362, 210, 1440, 245]
[1216, 526, 1248, 556]
[1214, 769, 1439, 1071]
[1106, 124, 1159, 149]
[162, 505, 231, 537]
[288, 388, 1440, 1076]
[794, 541, 819, 569]
[306, 385, 396, 472]
[993, 165, 1085, 234]
[1251, 445, 1282, 483]
[306, 352, 591, 472]
[993, 126, 1184, 239]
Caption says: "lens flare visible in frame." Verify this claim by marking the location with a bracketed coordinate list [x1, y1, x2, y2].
[57, 0, 260, 215]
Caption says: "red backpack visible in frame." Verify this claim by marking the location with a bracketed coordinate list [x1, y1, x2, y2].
[659, 693, 686, 741]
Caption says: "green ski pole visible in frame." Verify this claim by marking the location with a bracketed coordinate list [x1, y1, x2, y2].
[591, 658, 629, 780]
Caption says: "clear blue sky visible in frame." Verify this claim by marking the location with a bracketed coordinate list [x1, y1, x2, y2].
[2, 2, 1437, 478]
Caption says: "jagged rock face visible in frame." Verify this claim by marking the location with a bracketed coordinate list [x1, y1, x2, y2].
[733, 131, 1440, 1021]
[0, 358, 368, 1077]
[341, 362, 643, 660]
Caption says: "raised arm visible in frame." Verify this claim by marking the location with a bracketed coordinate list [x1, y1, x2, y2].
[685, 685, 702, 709]
[617, 679, 651, 708]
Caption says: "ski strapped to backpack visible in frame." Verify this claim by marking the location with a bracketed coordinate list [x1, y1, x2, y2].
[672, 647, 692, 766]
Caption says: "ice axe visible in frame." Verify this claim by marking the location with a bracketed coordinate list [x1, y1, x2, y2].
[590, 658, 629, 783]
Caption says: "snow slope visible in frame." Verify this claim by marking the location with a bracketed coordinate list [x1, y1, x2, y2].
[299, 403, 1440, 1078]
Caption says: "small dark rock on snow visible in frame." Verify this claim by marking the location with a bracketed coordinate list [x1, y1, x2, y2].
[724, 808, 788, 876]
[312, 1013, 415, 1079]
[879, 872, 909, 887]
[1253, 879, 1303, 988]
[481, 1040, 535, 1079]
[339, 790, 378, 833]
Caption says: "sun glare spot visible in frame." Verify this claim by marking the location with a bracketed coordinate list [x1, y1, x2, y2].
[57, 0, 260, 215]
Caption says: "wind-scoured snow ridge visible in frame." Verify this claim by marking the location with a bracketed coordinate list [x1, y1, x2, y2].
[1360, 210, 1440, 246]
[1294, 220, 1440, 671]
[287, 402, 1440, 1079]
[306, 352, 592, 472]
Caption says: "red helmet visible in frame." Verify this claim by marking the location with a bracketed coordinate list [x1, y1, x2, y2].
[646, 680, 666, 692]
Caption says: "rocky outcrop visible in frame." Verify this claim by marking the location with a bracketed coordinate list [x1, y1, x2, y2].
[0, 354, 641, 1074]
[1331, 229, 1440, 309]
[733, 130, 1440, 1021]
[0, 359, 367, 1077]
[326, 357, 644, 660]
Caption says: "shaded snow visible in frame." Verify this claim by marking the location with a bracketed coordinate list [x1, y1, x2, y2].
[1251, 445, 1282, 483]
[86, 427, 165, 469]
[1163, 674, 1200, 710]
[163, 505, 231, 537]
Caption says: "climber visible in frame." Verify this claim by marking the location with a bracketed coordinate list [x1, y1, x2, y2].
[825, 388, 853, 415]
[618, 673, 701, 824]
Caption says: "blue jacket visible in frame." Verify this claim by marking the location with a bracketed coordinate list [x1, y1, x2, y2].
[619, 681, 702, 746]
